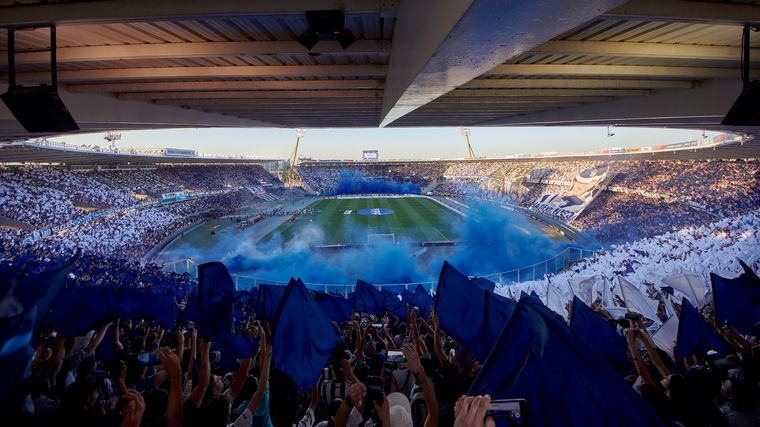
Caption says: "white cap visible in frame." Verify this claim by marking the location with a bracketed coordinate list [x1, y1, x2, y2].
[387, 392, 413, 427]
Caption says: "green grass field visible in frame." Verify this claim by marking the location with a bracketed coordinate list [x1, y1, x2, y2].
[260, 197, 462, 246]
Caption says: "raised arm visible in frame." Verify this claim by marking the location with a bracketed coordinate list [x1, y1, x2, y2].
[335, 382, 366, 427]
[432, 311, 446, 363]
[186, 328, 197, 382]
[245, 333, 271, 415]
[175, 328, 185, 361]
[232, 357, 252, 396]
[341, 358, 360, 384]
[625, 329, 657, 388]
[88, 322, 112, 353]
[381, 325, 396, 350]
[188, 339, 211, 407]
[636, 322, 670, 378]
[403, 344, 438, 427]
[113, 320, 124, 352]
[158, 347, 183, 427]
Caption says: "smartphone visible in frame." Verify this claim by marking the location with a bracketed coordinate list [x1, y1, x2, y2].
[387, 350, 406, 363]
[136, 351, 160, 366]
[365, 375, 384, 405]
[371, 323, 384, 329]
[488, 399, 529, 427]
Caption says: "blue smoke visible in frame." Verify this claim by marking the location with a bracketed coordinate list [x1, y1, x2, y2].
[334, 171, 421, 195]
[158, 200, 573, 288]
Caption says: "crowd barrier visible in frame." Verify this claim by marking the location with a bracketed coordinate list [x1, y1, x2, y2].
[161, 246, 598, 294]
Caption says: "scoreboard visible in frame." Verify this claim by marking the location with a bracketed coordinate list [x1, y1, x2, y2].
[362, 150, 379, 161]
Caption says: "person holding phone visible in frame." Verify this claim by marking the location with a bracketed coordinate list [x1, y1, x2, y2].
[333, 344, 437, 427]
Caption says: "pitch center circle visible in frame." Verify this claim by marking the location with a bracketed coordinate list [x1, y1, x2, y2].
[356, 208, 394, 216]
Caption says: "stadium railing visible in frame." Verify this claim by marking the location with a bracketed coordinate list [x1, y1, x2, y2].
[160, 246, 597, 294]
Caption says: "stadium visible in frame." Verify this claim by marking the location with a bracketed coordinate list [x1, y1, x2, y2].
[1, 2, 760, 427]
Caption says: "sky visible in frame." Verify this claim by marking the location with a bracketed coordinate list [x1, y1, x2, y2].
[53, 126, 717, 161]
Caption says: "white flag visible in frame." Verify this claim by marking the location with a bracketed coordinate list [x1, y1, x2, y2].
[618, 277, 662, 325]
[569, 276, 594, 306]
[661, 273, 708, 308]
[652, 316, 679, 359]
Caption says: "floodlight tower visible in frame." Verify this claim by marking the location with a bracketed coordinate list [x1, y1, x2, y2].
[284, 129, 306, 188]
[289, 128, 305, 167]
[460, 127, 476, 160]
[104, 131, 122, 149]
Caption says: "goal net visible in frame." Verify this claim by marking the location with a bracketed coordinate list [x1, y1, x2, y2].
[367, 233, 395, 245]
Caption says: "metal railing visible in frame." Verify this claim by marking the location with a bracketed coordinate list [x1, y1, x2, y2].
[160, 246, 598, 293]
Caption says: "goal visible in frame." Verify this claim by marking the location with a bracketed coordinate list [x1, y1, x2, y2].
[367, 233, 395, 245]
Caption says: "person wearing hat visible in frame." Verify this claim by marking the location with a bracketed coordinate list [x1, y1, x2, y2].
[334, 344, 438, 427]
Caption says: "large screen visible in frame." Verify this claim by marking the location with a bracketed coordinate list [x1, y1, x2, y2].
[362, 150, 379, 161]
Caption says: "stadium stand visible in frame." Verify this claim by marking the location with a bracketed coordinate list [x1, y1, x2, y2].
[2, 149, 760, 427]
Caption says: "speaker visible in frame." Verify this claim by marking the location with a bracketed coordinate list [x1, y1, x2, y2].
[1, 84, 79, 132]
[722, 81, 760, 126]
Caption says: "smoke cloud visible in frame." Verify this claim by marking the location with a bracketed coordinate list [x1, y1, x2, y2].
[334, 171, 421, 195]
[159, 199, 571, 289]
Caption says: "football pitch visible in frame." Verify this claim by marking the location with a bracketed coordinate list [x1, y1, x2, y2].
[260, 196, 462, 246]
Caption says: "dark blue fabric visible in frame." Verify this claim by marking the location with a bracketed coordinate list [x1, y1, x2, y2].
[411, 285, 434, 317]
[470, 277, 496, 293]
[196, 262, 256, 361]
[313, 291, 352, 323]
[570, 296, 629, 372]
[353, 280, 385, 316]
[272, 278, 342, 390]
[0, 253, 78, 414]
[46, 283, 176, 337]
[711, 265, 760, 335]
[434, 261, 516, 361]
[675, 298, 731, 358]
[383, 289, 406, 320]
[469, 295, 668, 427]
[257, 284, 286, 322]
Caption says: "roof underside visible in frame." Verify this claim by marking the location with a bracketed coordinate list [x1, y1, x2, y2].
[0, 0, 759, 139]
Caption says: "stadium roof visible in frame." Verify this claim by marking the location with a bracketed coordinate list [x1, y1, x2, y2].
[1, 0, 760, 139]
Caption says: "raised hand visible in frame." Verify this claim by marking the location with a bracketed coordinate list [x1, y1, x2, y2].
[121, 390, 146, 427]
[454, 395, 493, 427]
[347, 381, 367, 411]
[199, 339, 212, 356]
[374, 394, 391, 427]
[401, 343, 421, 375]
[157, 347, 181, 378]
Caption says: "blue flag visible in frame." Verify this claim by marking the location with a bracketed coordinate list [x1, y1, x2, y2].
[411, 285, 434, 318]
[0, 253, 78, 413]
[313, 291, 352, 323]
[257, 284, 286, 322]
[46, 286, 112, 336]
[273, 278, 342, 390]
[470, 277, 496, 293]
[435, 261, 516, 361]
[197, 262, 256, 362]
[711, 266, 760, 335]
[469, 295, 668, 427]
[570, 296, 629, 372]
[675, 298, 731, 358]
[353, 280, 385, 316]
[383, 289, 406, 320]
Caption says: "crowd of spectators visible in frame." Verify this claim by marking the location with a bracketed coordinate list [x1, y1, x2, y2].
[571, 192, 717, 245]
[0, 167, 140, 227]
[608, 159, 760, 217]
[95, 169, 179, 196]
[298, 163, 446, 195]
[3, 203, 759, 427]
[153, 165, 281, 192]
